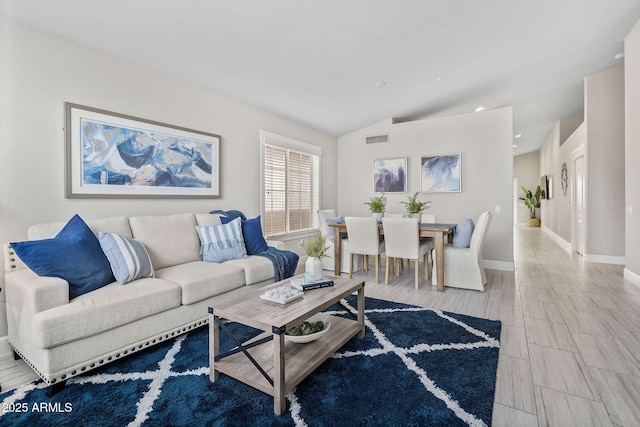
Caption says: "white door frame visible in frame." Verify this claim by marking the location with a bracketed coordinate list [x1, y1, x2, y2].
[572, 144, 586, 255]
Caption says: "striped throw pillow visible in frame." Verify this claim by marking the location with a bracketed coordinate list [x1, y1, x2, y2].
[98, 232, 155, 284]
[196, 217, 248, 263]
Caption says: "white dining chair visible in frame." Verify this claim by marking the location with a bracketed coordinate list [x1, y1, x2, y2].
[345, 217, 385, 284]
[382, 217, 433, 289]
[420, 213, 436, 223]
[317, 209, 359, 273]
[432, 211, 492, 291]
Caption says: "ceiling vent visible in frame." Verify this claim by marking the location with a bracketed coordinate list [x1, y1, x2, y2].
[365, 134, 390, 144]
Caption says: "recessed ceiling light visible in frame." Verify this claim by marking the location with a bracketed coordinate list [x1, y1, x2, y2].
[474, 106, 485, 112]
[513, 144, 518, 148]
[615, 52, 625, 60]
[515, 134, 522, 138]
[373, 81, 386, 88]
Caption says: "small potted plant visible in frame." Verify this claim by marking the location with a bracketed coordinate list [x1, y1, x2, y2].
[521, 185, 542, 227]
[364, 190, 387, 221]
[400, 192, 431, 219]
[304, 234, 330, 281]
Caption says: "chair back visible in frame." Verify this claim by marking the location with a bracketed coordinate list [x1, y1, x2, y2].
[420, 213, 436, 223]
[382, 217, 420, 259]
[345, 217, 382, 256]
[317, 209, 337, 237]
[470, 211, 492, 256]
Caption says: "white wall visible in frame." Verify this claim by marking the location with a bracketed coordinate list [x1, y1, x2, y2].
[584, 65, 626, 261]
[540, 121, 586, 243]
[538, 65, 624, 261]
[514, 151, 541, 224]
[0, 16, 338, 337]
[336, 108, 514, 269]
[625, 19, 640, 284]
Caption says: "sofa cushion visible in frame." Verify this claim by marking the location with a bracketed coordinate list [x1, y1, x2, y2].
[155, 261, 246, 305]
[196, 218, 248, 263]
[225, 255, 275, 285]
[99, 232, 155, 284]
[195, 213, 223, 227]
[31, 278, 181, 349]
[221, 215, 268, 255]
[129, 214, 201, 269]
[12, 214, 115, 300]
[28, 216, 132, 240]
[453, 218, 475, 248]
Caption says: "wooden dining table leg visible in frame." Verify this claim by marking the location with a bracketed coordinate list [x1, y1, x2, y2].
[435, 231, 445, 291]
[333, 230, 341, 276]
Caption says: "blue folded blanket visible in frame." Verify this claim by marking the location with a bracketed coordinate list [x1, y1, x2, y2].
[256, 246, 299, 282]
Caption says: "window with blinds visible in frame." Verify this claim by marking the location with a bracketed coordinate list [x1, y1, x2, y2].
[260, 130, 321, 237]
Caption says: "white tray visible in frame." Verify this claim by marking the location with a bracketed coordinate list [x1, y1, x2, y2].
[260, 286, 303, 304]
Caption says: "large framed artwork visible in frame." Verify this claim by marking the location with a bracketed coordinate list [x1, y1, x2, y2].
[373, 158, 407, 193]
[420, 153, 461, 193]
[65, 103, 220, 198]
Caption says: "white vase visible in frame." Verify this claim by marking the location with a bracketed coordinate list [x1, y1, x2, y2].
[372, 212, 383, 222]
[305, 256, 323, 281]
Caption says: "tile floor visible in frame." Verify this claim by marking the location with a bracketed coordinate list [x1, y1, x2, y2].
[1, 225, 639, 426]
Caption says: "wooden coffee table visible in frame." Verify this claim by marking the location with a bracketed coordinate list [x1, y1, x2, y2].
[208, 275, 365, 415]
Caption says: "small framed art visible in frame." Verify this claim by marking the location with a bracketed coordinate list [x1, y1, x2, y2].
[420, 153, 461, 193]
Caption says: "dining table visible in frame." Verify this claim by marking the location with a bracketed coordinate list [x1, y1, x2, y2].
[329, 222, 455, 292]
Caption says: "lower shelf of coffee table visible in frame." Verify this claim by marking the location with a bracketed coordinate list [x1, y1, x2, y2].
[213, 314, 362, 396]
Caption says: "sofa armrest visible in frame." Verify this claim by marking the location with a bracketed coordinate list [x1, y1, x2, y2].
[266, 239, 284, 250]
[6, 269, 69, 314]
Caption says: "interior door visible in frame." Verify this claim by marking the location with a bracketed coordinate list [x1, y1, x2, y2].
[574, 154, 585, 255]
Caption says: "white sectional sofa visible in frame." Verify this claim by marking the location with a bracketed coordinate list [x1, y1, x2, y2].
[3, 213, 298, 390]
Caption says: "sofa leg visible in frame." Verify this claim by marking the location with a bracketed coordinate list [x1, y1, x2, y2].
[46, 381, 67, 398]
[12, 350, 19, 360]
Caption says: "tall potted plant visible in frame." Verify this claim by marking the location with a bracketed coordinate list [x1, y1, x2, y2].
[364, 190, 387, 221]
[400, 192, 431, 219]
[521, 185, 542, 227]
[304, 234, 330, 282]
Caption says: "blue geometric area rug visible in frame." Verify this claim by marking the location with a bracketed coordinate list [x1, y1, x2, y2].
[0, 296, 501, 426]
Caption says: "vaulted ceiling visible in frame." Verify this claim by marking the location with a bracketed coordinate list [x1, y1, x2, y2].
[2, 0, 640, 155]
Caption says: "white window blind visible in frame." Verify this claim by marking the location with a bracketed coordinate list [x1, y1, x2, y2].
[260, 130, 321, 237]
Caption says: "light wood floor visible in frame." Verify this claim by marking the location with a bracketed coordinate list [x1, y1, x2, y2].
[2, 226, 639, 426]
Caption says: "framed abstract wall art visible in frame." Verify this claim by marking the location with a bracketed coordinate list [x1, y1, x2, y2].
[420, 153, 461, 193]
[65, 103, 220, 198]
[373, 158, 407, 193]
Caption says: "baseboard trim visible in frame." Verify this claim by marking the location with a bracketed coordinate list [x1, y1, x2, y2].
[583, 254, 626, 265]
[624, 268, 640, 287]
[484, 260, 514, 271]
[541, 225, 572, 253]
[0, 336, 10, 358]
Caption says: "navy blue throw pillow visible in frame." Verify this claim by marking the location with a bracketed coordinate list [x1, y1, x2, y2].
[11, 214, 115, 299]
[220, 215, 269, 255]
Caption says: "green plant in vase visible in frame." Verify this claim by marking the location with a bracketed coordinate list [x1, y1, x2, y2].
[364, 190, 387, 221]
[520, 185, 542, 226]
[303, 234, 330, 259]
[304, 234, 330, 282]
[400, 192, 431, 218]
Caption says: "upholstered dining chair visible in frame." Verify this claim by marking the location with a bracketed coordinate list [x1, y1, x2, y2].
[382, 217, 433, 289]
[344, 217, 385, 284]
[420, 213, 436, 223]
[432, 211, 492, 291]
[317, 209, 358, 273]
